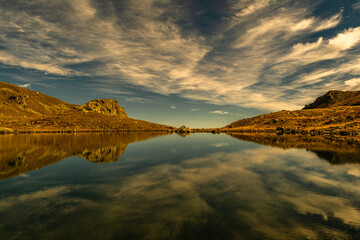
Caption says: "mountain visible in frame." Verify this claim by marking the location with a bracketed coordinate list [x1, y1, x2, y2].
[0, 81, 172, 132]
[222, 90, 360, 134]
[303, 90, 360, 109]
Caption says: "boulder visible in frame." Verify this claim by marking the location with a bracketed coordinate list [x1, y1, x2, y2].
[75, 99, 127, 117]
[175, 126, 191, 133]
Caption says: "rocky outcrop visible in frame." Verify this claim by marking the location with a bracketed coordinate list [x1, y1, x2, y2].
[303, 90, 360, 109]
[75, 99, 127, 117]
[8, 93, 29, 107]
[175, 126, 191, 133]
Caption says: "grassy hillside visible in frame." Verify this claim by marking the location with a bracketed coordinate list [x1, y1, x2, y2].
[221, 90, 360, 134]
[0, 81, 172, 133]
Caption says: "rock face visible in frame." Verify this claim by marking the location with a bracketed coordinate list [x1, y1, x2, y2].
[8, 93, 29, 107]
[303, 90, 360, 109]
[175, 126, 191, 133]
[75, 99, 127, 117]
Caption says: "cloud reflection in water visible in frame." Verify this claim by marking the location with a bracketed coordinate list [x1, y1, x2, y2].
[0, 134, 359, 239]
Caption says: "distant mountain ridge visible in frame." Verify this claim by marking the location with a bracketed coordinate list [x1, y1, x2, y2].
[303, 90, 360, 109]
[0, 81, 171, 132]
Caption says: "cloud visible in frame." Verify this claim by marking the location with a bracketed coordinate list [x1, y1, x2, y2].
[211, 142, 229, 147]
[0, 0, 359, 112]
[1, 145, 360, 238]
[233, 0, 272, 17]
[17, 83, 31, 88]
[344, 78, 360, 89]
[329, 27, 360, 50]
[0, 51, 73, 76]
[26, 148, 360, 236]
[170, 106, 176, 109]
[209, 110, 230, 115]
[190, 108, 200, 112]
[125, 97, 146, 104]
[314, 11, 342, 32]
[353, 1, 360, 11]
[0, 186, 70, 210]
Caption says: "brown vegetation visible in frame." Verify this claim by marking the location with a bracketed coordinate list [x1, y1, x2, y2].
[0, 81, 172, 133]
[303, 90, 360, 109]
[219, 90, 360, 136]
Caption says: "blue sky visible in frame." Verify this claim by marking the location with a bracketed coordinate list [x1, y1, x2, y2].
[1, 0, 360, 127]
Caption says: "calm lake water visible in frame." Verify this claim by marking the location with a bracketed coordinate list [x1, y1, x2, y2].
[0, 132, 360, 240]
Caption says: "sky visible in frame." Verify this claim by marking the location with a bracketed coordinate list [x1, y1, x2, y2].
[1, 0, 360, 128]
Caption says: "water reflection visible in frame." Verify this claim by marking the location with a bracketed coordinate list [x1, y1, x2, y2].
[0, 132, 167, 180]
[229, 133, 360, 164]
[0, 133, 359, 239]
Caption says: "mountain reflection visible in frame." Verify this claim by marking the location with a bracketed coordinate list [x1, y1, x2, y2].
[0, 132, 167, 180]
[229, 133, 360, 164]
[0, 133, 360, 239]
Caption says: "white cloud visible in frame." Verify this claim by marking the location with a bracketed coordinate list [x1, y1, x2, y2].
[314, 11, 342, 32]
[209, 110, 230, 115]
[0, 0, 358, 112]
[190, 108, 200, 112]
[212, 142, 229, 147]
[296, 70, 337, 85]
[170, 106, 176, 109]
[291, 18, 315, 32]
[125, 97, 146, 104]
[344, 78, 360, 89]
[329, 27, 360, 50]
[282, 26, 360, 64]
[17, 83, 31, 88]
[353, 1, 360, 11]
[0, 51, 73, 76]
[234, 0, 272, 17]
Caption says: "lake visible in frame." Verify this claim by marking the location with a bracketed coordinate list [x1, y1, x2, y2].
[0, 132, 359, 240]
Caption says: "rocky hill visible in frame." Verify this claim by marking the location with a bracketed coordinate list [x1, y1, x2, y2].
[75, 99, 127, 117]
[303, 90, 360, 109]
[0, 81, 172, 133]
[221, 90, 360, 135]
